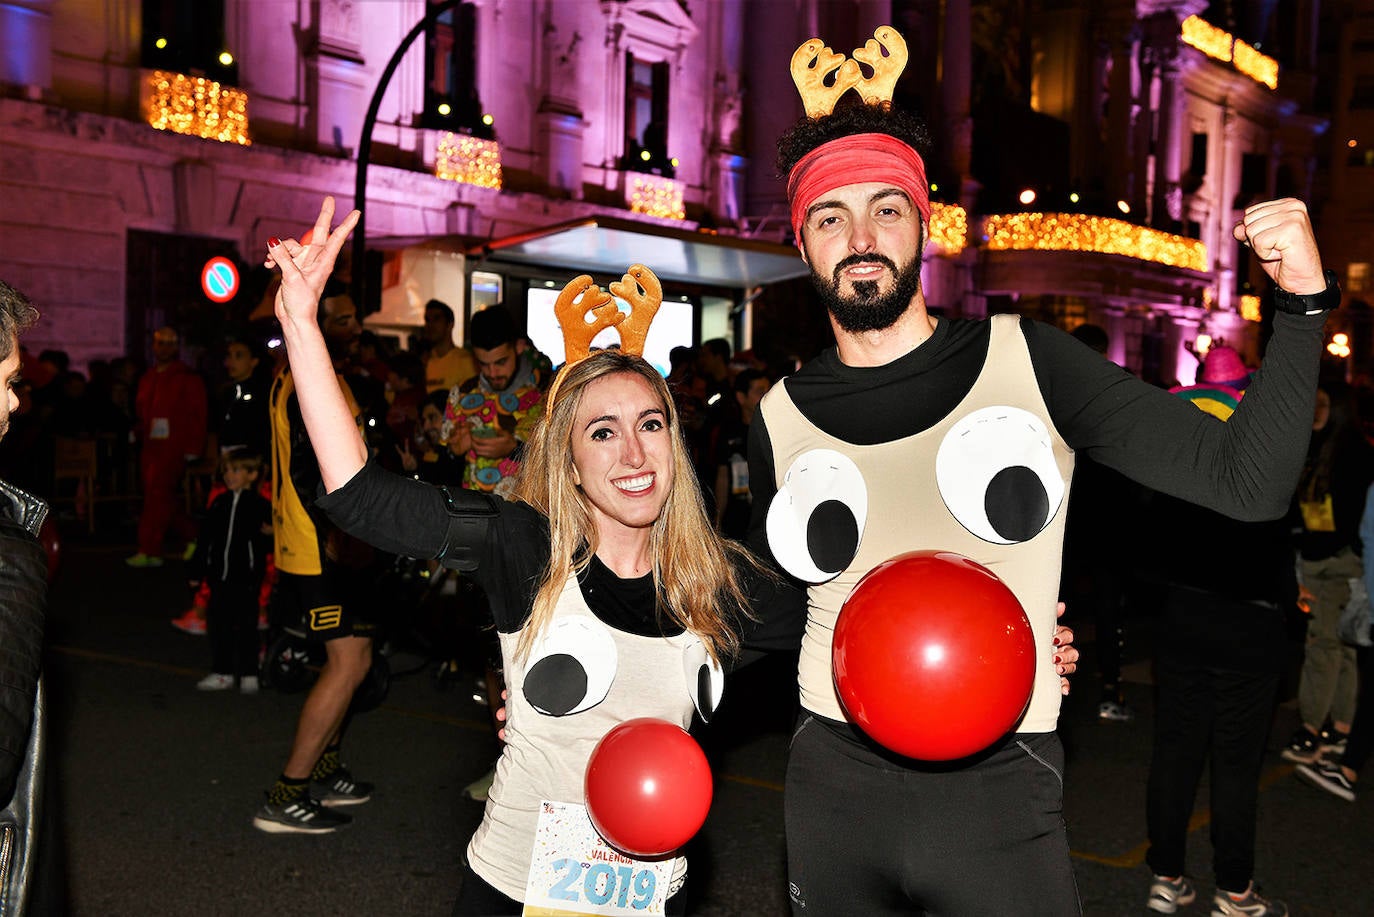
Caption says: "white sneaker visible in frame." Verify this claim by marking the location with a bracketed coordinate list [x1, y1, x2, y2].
[1211, 884, 1288, 916]
[196, 673, 235, 691]
[1147, 875, 1197, 914]
[239, 676, 259, 695]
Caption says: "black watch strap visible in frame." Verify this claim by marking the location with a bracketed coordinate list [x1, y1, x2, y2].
[1272, 269, 1340, 315]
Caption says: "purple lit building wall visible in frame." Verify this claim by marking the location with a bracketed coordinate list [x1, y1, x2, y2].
[0, 1, 1351, 381]
[0, 0, 769, 368]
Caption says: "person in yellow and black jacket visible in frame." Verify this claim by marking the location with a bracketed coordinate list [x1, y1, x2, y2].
[254, 280, 380, 835]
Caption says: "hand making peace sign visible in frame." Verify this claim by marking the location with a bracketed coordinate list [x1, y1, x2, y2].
[264, 196, 362, 329]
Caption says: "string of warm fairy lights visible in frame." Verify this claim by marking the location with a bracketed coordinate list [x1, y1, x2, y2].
[435, 132, 503, 189]
[143, 70, 250, 145]
[628, 174, 686, 220]
[1181, 15, 1278, 90]
[136, 67, 1219, 280]
[982, 213, 1208, 272]
[927, 202, 968, 256]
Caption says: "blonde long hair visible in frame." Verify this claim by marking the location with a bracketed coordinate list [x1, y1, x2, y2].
[512, 350, 756, 664]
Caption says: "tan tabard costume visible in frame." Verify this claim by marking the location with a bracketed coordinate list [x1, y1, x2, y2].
[466, 573, 697, 901]
[761, 314, 1075, 735]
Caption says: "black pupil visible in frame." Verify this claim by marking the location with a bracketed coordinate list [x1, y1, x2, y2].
[807, 499, 861, 574]
[985, 465, 1049, 542]
[524, 653, 589, 716]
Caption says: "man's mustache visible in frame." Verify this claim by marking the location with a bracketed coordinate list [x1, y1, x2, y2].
[833, 254, 897, 283]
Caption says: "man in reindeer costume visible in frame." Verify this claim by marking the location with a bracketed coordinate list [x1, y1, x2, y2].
[752, 25, 1331, 915]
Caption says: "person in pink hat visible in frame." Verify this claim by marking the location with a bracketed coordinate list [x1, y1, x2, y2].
[1171, 346, 1253, 422]
[1145, 352, 1296, 916]
[1200, 345, 1253, 389]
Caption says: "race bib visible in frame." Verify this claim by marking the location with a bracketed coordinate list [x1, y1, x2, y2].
[149, 417, 170, 440]
[729, 452, 749, 497]
[523, 800, 672, 916]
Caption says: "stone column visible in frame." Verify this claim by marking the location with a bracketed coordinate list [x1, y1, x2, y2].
[599, 5, 627, 180]
[537, 15, 586, 198]
[0, 0, 56, 96]
[1216, 108, 1245, 307]
[942, 0, 978, 212]
[306, 0, 368, 154]
[1101, 19, 1140, 212]
[708, 69, 746, 227]
[537, 107, 587, 200]
[1102, 305, 1133, 370]
[1144, 15, 1184, 229]
[1132, 44, 1155, 219]
[1162, 311, 1201, 386]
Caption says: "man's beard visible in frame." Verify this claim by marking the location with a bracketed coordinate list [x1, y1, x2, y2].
[327, 335, 358, 363]
[811, 252, 923, 334]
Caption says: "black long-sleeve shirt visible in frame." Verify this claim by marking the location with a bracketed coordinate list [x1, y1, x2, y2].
[317, 464, 805, 662]
[748, 311, 1328, 557]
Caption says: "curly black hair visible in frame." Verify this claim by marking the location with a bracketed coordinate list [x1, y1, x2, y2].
[0, 280, 39, 362]
[775, 101, 934, 181]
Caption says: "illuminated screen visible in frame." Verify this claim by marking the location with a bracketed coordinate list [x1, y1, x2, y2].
[525, 286, 694, 378]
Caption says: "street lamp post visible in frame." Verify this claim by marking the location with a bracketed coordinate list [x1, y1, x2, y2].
[351, 0, 463, 311]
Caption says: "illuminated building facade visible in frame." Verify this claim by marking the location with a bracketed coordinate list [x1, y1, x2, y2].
[0, 0, 770, 367]
[740, 0, 1330, 385]
[1311, 0, 1374, 374]
[0, 1, 1345, 383]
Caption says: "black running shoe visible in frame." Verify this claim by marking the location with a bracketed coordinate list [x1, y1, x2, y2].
[252, 795, 352, 834]
[1295, 761, 1356, 802]
[1318, 726, 1349, 757]
[312, 768, 374, 807]
[1279, 727, 1319, 764]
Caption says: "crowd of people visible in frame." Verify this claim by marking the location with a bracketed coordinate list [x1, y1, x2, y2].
[1, 20, 1371, 917]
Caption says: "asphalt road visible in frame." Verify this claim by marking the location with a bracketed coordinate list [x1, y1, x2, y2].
[39, 531, 1374, 916]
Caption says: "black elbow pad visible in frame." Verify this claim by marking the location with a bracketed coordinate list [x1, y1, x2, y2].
[436, 487, 500, 572]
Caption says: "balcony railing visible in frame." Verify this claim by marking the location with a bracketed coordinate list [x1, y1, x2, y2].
[983, 213, 1207, 272]
[435, 132, 502, 189]
[928, 203, 968, 256]
[627, 174, 685, 221]
[1181, 16, 1278, 90]
[142, 69, 250, 145]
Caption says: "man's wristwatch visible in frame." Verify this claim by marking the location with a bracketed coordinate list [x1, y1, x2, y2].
[1272, 269, 1340, 315]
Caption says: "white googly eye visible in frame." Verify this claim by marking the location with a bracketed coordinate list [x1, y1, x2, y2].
[766, 449, 867, 583]
[935, 406, 1065, 545]
[682, 638, 725, 723]
[523, 616, 618, 716]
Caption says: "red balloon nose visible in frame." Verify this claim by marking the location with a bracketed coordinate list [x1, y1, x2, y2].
[584, 718, 713, 857]
[833, 550, 1037, 761]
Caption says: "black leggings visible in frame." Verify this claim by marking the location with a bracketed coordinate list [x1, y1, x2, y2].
[784, 716, 1081, 916]
[452, 860, 522, 916]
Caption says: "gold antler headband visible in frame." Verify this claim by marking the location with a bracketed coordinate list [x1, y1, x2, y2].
[790, 25, 908, 119]
[547, 264, 663, 403]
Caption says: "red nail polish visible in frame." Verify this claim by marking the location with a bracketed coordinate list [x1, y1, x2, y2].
[1052, 637, 1061, 646]
[267, 237, 281, 248]
[1054, 655, 1062, 664]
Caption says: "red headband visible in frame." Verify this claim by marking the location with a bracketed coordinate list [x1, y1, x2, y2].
[786, 133, 930, 245]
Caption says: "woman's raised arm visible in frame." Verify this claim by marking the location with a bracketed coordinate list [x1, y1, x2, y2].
[266, 196, 367, 491]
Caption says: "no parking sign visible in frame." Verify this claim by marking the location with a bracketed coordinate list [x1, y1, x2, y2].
[201, 256, 240, 303]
